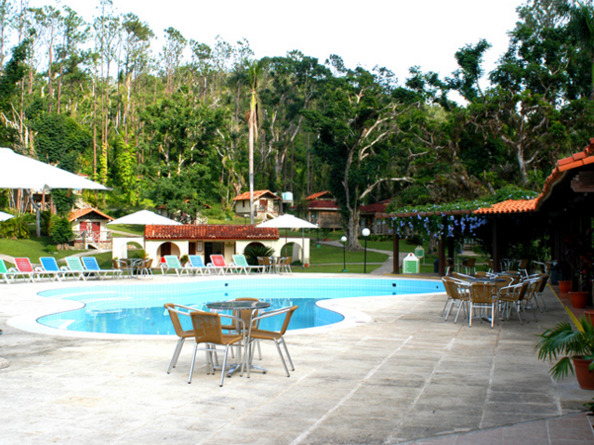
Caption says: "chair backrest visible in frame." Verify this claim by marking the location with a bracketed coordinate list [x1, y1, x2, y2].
[260, 256, 272, 266]
[82, 256, 100, 271]
[210, 254, 226, 267]
[536, 273, 549, 293]
[164, 303, 194, 338]
[498, 281, 528, 301]
[66, 257, 85, 271]
[190, 310, 224, 344]
[278, 305, 299, 336]
[233, 254, 248, 267]
[188, 255, 205, 268]
[15, 257, 34, 272]
[40, 257, 60, 272]
[469, 282, 497, 304]
[164, 255, 182, 268]
[0, 258, 9, 273]
[441, 277, 467, 300]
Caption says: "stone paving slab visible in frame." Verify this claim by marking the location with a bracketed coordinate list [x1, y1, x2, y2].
[0, 275, 592, 444]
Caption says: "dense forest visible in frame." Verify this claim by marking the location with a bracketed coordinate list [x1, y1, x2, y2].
[1, 0, 593, 245]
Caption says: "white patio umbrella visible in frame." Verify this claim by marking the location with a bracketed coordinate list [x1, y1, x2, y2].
[107, 210, 181, 226]
[0, 148, 109, 236]
[257, 214, 318, 265]
[0, 147, 109, 191]
[0, 210, 13, 221]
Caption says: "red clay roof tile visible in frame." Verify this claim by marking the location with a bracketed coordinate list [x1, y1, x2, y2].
[233, 190, 282, 201]
[68, 207, 113, 222]
[145, 224, 279, 240]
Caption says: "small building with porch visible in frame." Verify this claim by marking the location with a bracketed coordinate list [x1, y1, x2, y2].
[133, 224, 312, 266]
[304, 191, 341, 229]
[69, 207, 113, 249]
[233, 190, 282, 220]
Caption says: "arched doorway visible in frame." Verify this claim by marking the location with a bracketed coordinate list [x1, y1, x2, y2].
[157, 242, 180, 260]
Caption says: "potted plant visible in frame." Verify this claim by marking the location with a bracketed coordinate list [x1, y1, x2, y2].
[179, 254, 189, 266]
[537, 306, 594, 390]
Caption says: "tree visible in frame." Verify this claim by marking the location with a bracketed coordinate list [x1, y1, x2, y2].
[305, 59, 409, 249]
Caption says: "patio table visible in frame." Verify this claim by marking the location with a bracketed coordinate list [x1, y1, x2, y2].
[206, 300, 271, 376]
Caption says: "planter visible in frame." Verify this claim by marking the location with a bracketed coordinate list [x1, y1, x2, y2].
[570, 291, 589, 309]
[572, 357, 594, 390]
[559, 280, 572, 294]
[585, 310, 594, 325]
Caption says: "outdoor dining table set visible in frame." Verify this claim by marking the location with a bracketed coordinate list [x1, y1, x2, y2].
[164, 299, 298, 387]
[441, 270, 549, 328]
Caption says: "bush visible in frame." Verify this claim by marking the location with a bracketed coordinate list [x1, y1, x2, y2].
[244, 244, 274, 266]
[0, 213, 32, 239]
[49, 216, 73, 245]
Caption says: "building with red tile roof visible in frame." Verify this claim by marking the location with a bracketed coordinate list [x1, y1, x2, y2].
[68, 207, 113, 249]
[232, 190, 282, 220]
[141, 223, 312, 266]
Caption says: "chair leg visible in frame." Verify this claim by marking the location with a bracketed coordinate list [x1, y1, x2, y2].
[167, 337, 185, 373]
[219, 345, 231, 387]
[274, 340, 290, 377]
[279, 338, 294, 372]
[188, 343, 199, 384]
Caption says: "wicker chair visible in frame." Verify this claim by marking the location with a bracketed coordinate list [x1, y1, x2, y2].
[497, 281, 528, 322]
[441, 276, 469, 322]
[247, 305, 298, 377]
[468, 282, 499, 327]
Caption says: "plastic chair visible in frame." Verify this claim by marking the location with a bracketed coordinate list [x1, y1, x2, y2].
[208, 254, 233, 275]
[232, 254, 264, 274]
[14, 257, 39, 282]
[186, 255, 208, 275]
[37, 257, 68, 281]
[160, 255, 190, 276]
[82, 256, 123, 279]
[0, 258, 16, 283]
[247, 305, 298, 378]
[65, 257, 92, 280]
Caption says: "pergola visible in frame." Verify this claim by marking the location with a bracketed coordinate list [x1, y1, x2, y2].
[385, 138, 594, 279]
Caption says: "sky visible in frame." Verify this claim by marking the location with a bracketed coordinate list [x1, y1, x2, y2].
[48, 0, 524, 84]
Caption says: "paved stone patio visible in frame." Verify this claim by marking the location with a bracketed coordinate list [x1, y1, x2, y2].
[0, 274, 592, 444]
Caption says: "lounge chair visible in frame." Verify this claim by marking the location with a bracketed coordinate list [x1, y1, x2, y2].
[37, 257, 70, 281]
[82, 256, 123, 279]
[0, 258, 16, 283]
[208, 254, 233, 275]
[187, 255, 209, 275]
[232, 254, 264, 274]
[14, 257, 39, 282]
[160, 255, 190, 276]
[65, 257, 92, 280]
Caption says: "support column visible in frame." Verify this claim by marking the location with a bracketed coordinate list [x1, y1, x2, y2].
[392, 232, 400, 274]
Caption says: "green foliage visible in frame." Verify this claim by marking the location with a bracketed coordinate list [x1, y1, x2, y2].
[52, 190, 77, 216]
[48, 216, 73, 245]
[243, 243, 274, 266]
[537, 310, 594, 380]
[0, 213, 33, 239]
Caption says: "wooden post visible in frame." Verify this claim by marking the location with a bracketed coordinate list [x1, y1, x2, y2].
[438, 232, 446, 276]
[392, 232, 400, 274]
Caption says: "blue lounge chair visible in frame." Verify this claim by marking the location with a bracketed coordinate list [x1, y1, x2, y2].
[82, 257, 123, 279]
[232, 254, 264, 274]
[160, 255, 190, 276]
[187, 255, 209, 275]
[38, 257, 70, 281]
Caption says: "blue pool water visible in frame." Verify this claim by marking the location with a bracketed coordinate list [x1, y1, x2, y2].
[37, 277, 443, 336]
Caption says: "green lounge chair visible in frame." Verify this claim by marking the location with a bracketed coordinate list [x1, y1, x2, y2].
[160, 255, 190, 276]
[65, 257, 91, 280]
[0, 258, 16, 283]
[232, 254, 264, 274]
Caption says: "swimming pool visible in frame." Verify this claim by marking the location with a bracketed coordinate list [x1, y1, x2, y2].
[36, 277, 443, 336]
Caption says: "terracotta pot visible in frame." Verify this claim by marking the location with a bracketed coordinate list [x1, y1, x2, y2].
[584, 310, 594, 325]
[570, 291, 589, 309]
[559, 280, 572, 294]
[572, 357, 594, 390]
